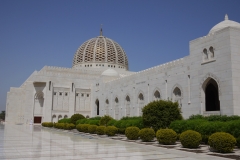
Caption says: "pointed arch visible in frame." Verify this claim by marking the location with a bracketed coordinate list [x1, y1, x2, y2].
[114, 97, 119, 120]
[172, 84, 183, 108]
[58, 115, 62, 121]
[202, 77, 220, 112]
[137, 92, 145, 116]
[95, 99, 99, 115]
[152, 88, 161, 101]
[125, 95, 131, 117]
[52, 115, 57, 123]
[105, 98, 109, 115]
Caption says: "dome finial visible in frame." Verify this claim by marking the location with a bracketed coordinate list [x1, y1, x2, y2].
[225, 14, 229, 20]
[100, 24, 103, 36]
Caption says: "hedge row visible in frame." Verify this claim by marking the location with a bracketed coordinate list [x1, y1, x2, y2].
[76, 124, 118, 136]
[169, 119, 240, 138]
[188, 114, 240, 122]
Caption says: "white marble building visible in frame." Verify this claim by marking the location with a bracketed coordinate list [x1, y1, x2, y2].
[5, 15, 240, 124]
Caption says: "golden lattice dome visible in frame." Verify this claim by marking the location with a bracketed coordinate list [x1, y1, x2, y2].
[72, 30, 128, 70]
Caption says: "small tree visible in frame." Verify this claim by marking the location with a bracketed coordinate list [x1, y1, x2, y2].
[142, 100, 182, 131]
[70, 114, 85, 125]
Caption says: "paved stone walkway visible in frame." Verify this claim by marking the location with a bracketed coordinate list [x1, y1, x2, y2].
[0, 124, 234, 160]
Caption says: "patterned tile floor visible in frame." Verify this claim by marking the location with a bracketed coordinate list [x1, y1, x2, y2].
[0, 124, 231, 160]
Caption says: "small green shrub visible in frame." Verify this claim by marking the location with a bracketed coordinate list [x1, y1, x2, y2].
[156, 129, 177, 145]
[54, 123, 65, 129]
[142, 100, 182, 131]
[82, 124, 90, 133]
[96, 126, 106, 135]
[105, 126, 118, 136]
[70, 114, 85, 125]
[42, 122, 53, 127]
[88, 125, 98, 134]
[208, 132, 236, 153]
[125, 127, 140, 140]
[58, 118, 71, 123]
[99, 115, 113, 126]
[180, 130, 202, 148]
[139, 128, 155, 142]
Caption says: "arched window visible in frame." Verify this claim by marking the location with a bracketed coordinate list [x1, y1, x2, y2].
[64, 115, 68, 119]
[95, 99, 99, 115]
[125, 95, 131, 116]
[154, 90, 161, 100]
[209, 46, 214, 58]
[115, 97, 119, 120]
[173, 87, 182, 107]
[105, 99, 109, 115]
[58, 115, 62, 121]
[203, 48, 208, 60]
[138, 93, 144, 116]
[52, 115, 56, 123]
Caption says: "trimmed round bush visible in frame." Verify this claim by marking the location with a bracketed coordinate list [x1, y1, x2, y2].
[142, 100, 182, 131]
[208, 132, 236, 153]
[63, 123, 75, 130]
[42, 122, 53, 127]
[139, 128, 155, 142]
[70, 114, 85, 125]
[96, 126, 106, 135]
[105, 126, 118, 136]
[180, 130, 202, 148]
[88, 125, 97, 134]
[156, 129, 177, 145]
[54, 123, 65, 129]
[82, 124, 90, 133]
[99, 115, 113, 126]
[76, 124, 84, 132]
[125, 127, 140, 140]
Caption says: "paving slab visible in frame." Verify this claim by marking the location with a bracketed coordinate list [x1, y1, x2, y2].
[0, 124, 234, 160]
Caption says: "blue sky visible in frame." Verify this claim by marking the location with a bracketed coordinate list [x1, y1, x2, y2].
[1, 0, 240, 111]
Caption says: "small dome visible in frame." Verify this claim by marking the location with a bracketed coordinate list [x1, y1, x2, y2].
[209, 14, 240, 34]
[72, 29, 128, 70]
[101, 68, 119, 76]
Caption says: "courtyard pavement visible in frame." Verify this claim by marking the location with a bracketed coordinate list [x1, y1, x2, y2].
[0, 124, 233, 160]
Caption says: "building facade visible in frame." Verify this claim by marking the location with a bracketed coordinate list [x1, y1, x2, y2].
[5, 15, 240, 124]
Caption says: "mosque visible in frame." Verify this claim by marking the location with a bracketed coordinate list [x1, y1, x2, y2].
[5, 15, 240, 124]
